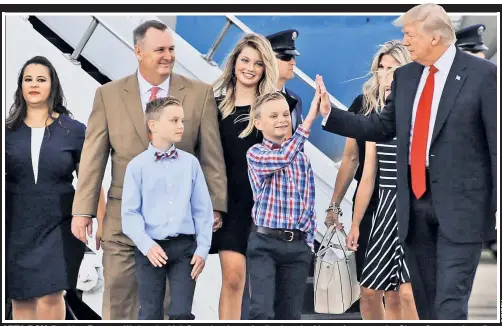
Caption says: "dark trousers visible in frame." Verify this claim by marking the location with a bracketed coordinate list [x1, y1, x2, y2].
[241, 271, 250, 319]
[247, 231, 311, 320]
[134, 236, 197, 320]
[405, 185, 482, 320]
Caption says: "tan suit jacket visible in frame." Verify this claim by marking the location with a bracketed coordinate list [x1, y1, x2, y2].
[72, 72, 227, 244]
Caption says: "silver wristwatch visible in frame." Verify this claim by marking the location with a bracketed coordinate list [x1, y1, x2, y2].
[326, 202, 343, 216]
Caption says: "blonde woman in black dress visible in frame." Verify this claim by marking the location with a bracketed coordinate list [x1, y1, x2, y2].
[210, 33, 279, 320]
[345, 41, 418, 320]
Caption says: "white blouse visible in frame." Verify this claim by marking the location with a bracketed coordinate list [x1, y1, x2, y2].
[31, 127, 45, 184]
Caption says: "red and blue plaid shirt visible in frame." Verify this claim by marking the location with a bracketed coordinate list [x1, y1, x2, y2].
[246, 125, 316, 249]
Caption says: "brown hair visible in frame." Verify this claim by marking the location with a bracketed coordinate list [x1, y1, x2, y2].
[6, 56, 71, 131]
[145, 96, 182, 134]
[133, 20, 169, 46]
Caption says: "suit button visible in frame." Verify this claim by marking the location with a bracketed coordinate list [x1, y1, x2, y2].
[431, 179, 438, 184]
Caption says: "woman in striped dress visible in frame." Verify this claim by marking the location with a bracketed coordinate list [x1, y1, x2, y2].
[345, 41, 418, 320]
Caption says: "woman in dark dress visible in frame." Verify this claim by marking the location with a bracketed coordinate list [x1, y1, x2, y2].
[5, 56, 105, 320]
[342, 41, 418, 320]
[210, 33, 279, 320]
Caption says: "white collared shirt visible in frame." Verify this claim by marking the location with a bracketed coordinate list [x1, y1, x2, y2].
[409, 43, 456, 166]
[137, 70, 171, 112]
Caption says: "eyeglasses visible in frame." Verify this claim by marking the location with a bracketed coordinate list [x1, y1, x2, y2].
[276, 53, 295, 62]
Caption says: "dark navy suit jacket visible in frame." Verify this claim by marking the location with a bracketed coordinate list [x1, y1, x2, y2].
[323, 48, 497, 244]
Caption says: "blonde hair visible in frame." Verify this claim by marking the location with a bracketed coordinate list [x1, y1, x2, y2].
[362, 40, 411, 115]
[393, 3, 456, 45]
[251, 90, 286, 118]
[213, 33, 279, 138]
[145, 96, 182, 134]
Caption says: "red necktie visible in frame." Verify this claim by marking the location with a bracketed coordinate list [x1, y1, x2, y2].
[148, 87, 160, 141]
[410, 65, 438, 199]
[149, 86, 160, 102]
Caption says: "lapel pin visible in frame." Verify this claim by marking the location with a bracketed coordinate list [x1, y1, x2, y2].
[455, 75, 461, 81]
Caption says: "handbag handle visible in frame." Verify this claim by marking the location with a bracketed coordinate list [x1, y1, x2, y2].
[316, 225, 337, 257]
[316, 220, 351, 261]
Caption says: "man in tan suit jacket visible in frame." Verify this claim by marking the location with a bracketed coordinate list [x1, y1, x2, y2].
[71, 20, 227, 320]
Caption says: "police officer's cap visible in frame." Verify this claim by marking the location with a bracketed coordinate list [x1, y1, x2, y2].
[266, 29, 300, 56]
[456, 24, 489, 53]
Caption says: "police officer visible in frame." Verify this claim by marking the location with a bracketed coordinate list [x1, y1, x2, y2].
[456, 24, 489, 59]
[266, 29, 303, 135]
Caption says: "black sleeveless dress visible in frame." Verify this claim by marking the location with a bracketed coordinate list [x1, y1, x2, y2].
[347, 94, 380, 281]
[209, 98, 262, 256]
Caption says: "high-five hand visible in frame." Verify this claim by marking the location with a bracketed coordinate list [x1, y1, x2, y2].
[317, 75, 331, 118]
[302, 75, 322, 131]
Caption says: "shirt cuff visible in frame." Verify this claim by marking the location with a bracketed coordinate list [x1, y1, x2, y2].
[321, 107, 332, 126]
[306, 232, 315, 252]
[194, 246, 209, 262]
[296, 124, 311, 138]
[73, 214, 95, 218]
[137, 237, 157, 257]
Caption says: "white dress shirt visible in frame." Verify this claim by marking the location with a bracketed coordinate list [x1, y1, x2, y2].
[31, 127, 45, 184]
[321, 44, 457, 167]
[137, 70, 170, 112]
[409, 44, 456, 166]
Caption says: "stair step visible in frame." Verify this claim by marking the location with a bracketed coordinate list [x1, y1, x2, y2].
[27, 15, 111, 85]
[28, 17, 74, 54]
[45, 37, 72, 52]
[86, 70, 110, 85]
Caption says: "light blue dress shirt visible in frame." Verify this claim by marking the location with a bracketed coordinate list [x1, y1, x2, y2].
[121, 143, 213, 260]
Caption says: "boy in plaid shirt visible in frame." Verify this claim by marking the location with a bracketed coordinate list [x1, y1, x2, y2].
[245, 82, 322, 320]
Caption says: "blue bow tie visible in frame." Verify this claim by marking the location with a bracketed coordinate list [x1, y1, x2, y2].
[154, 149, 178, 161]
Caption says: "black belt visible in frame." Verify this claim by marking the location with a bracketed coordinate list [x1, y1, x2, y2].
[252, 225, 306, 242]
[158, 234, 195, 241]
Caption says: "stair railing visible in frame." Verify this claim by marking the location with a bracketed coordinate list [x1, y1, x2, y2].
[69, 15, 347, 112]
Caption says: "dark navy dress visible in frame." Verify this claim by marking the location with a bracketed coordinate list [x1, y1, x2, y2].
[5, 114, 86, 300]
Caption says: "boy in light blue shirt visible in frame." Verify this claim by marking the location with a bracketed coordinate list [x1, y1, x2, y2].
[122, 96, 213, 320]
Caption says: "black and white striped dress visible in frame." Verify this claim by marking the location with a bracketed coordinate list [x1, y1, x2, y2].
[359, 137, 411, 291]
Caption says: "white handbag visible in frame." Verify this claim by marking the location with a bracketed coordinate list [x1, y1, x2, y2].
[314, 224, 360, 314]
